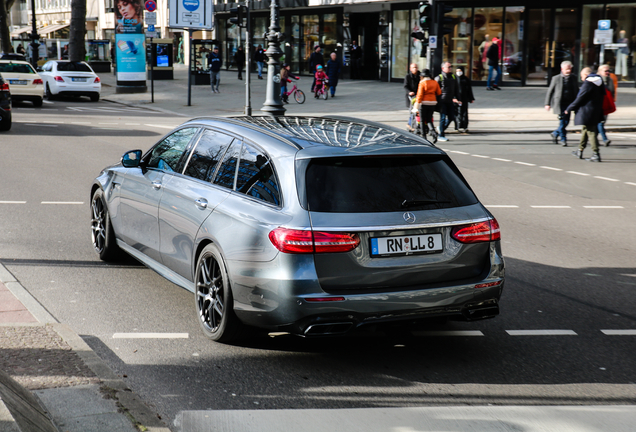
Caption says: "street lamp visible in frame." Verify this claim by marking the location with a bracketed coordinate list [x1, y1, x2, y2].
[260, 0, 285, 116]
[29, 0, 39, 69]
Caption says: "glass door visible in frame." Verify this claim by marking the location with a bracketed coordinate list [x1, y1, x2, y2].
[552, 8, 577, 78]
[526, 9, 551, 85]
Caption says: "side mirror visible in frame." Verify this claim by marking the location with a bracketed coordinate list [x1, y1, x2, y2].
[121, 150, 142, 168]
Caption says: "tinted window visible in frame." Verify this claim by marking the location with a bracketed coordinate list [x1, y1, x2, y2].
[184, 129, 234, 182]
[146, 128, 198, 172]
[213, 141, 242, 190]
[236, 144, 281, 205]
[305, 156, 478, 213]
[0, 63, 36, 74]
[56, 61, 93, 72]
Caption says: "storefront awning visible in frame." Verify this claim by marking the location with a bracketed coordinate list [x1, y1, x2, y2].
[10, 26, 33, 38]
[39, 24, 69, 35]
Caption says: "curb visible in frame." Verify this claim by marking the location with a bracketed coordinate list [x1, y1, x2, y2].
[0, 263, 172, 432]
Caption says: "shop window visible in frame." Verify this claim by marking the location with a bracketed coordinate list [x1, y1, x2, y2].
[441, 8, 472, 77]
[502, 7, 524, 82]
[581, 5, 603, 71]
[473, 7, 503, 81]
[604, 3, 636, 82]
[391, 10, 411, 80]
[302, 15, 320, 74]
[322, 14, 338, 59]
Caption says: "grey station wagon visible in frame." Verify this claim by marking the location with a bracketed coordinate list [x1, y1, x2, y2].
[91, 116, 505, 342]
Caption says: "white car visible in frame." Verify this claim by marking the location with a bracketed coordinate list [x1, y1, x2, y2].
[0, 60, 44, 107]
[38, 60, 101, 102]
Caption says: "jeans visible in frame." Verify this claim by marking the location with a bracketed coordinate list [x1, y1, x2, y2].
[598, 116, 608, 142]
[554, 110, 571, 142]
[487, 65, 501, 88]
[257, 61, 265, 77]
[330, 85, 336, 96]
[210, 71, 220, 91]
[439, 102, 456, 137]
[281, 85, 287, 100]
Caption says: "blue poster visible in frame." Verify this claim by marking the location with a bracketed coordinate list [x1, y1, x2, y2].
[116, 34, 146, 81]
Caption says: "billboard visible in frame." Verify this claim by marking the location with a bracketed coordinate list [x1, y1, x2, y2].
[115, 0, 146, 82]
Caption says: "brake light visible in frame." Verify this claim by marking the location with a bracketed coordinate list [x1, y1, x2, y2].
[94, 77, 101, 83]
[32, 78, 43, 85]
[0, 82, 9, 91]
[451, 218, 501, 243]
[475, 280, 503, 289]
[269, 228, 360, 254]
[54, 76, 64, 82]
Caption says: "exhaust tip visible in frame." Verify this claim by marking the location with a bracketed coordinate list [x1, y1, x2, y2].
[304, 322, 354, 336]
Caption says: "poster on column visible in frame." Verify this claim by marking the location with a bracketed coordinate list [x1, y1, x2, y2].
[115, 0, 146, 82]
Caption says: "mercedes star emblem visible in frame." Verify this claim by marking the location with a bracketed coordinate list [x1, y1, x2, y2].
[403, 212, 416, 224]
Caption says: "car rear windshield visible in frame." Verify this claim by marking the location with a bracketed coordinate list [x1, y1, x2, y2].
[56, 62, 92, 72]
[305, 155, 478, 213]
[0, 63, 35, 74]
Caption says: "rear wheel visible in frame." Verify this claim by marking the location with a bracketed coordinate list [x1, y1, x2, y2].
[45, 83, 56, 101]
[90, 93, 100, 102]
[91, 189, 122, 261]
[33, 98, 43, 107]
[0, 113, 11, 131]
[295, 89, 305, 104]
[195, 244, 244, 342]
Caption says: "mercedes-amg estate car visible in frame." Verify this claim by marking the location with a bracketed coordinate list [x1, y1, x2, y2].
[91, 116, 505, 342]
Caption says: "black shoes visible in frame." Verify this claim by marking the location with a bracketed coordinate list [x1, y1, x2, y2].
[588, 152, 601, 162]
[486, 87, 494, 91]
[493, 85, 501, 90]
[561, 140, 568, 147]
[604, 140, 611, 146]
[572, 150, 583, 159]
[551, 132, 558, 145]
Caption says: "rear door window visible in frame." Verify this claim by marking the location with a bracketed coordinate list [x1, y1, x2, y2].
[146, 127, 198, 173]
[235, 144, 281, 206]
[305, 155, 477, 213]
[183, 129, 234, 182]
[213, 141, 242, 190]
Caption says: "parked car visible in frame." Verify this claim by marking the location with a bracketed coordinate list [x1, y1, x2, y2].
[0, 75, 11, 131]
[91, 116, 505, 342]
[38, 60, 100, 101]
[0, 59, 44, 107]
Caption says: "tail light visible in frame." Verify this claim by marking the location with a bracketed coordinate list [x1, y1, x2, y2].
[0, 82, 9, 91]
[451, 218, 501, 244]
[32, 78, 43, 85]
[54, 76, 64, 82]
[269, 228, 360, 254]
[94, 77, 101, 83]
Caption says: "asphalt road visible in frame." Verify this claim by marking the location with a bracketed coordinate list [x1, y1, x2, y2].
[1, 101, 635, 428]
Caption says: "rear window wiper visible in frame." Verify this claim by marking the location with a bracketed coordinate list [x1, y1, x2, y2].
[401, 199, 451, 208]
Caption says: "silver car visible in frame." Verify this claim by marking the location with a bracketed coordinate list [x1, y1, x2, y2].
[91, 116, 505, 342]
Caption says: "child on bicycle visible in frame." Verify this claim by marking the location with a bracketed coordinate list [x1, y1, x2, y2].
[314, 65, 328, 98]
[280, 63, 298, 103]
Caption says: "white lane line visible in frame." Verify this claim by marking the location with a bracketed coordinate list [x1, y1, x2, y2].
[507, 330, 577, 336]
[71, 121, 91, 124]
[492, 158, 511, 162]
[25, 124, 57, 127]
[594, 176, 620, 182]
[113, 333, 189, 339]
[540, 166, 562, 171]
[485, 205, 519, 208]
[99, 122, 119, 125]
[145, 124, 176, 129]
[0, 201, 27, 204]
[449, 150, 469, 155]
[125, 123, 141, 125]
[531, 205, 571, 209]
[514, 161, 536, 166]
[41, 201, 84, 205]
[626, 182, 636, 186]
[472, 154, 490, 158]
[42, 100, 54, 104]
[601, 330, 636, 336]
[583, 206, 624, 209]
[412, 330, 484, 337]
[567, 171, 590, 176]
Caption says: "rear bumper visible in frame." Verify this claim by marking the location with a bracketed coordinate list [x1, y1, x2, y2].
[57, 90, 100, 97]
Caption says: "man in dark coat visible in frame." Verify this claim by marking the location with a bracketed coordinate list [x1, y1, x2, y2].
[403, 63, 420, 108]
[234, 46, 246, 80]
[350, 40, 362, 79]
[545, 60, 578, 146]
[434, 61, 459, 142]
[486, 37, 501, 90]
[309, 45, 324, 92]
[565, 67, 605, 162]
[254, 45, 265, 79]
[454, 65, 474, 133]
[325, 52, 341, 97]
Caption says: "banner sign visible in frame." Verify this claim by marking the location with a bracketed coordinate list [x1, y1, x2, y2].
[116, 0, 146, 82]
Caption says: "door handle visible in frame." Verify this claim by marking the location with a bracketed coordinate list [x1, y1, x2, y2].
[151, 181, 162, 190]
[195, 198, 208, 209]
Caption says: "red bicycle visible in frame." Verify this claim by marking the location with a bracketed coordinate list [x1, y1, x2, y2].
[283, 81, 305, 104]
[314, 80, 329, 100]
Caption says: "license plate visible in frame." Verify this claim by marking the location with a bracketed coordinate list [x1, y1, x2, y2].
[9, 80, 27, 85]
[71, 78, 86, 82]
[371, 233, 443, 256]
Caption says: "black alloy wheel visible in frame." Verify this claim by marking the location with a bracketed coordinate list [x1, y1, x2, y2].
[91, 189, 122, 261]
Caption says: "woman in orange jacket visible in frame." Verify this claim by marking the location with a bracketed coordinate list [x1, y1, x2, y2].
[415, 69, 442, 140]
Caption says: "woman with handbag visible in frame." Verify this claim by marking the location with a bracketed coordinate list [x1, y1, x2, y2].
[415, 69, 442, 143]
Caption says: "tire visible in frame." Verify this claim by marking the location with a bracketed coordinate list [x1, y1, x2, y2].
[91, 189, 122, 261]
[195, 244, 244, 342]
[321, 90, 328, 100]
[294, 90, 305, 104]
[45, 83, 56, 101]
[0, 113, 10, 131]
[90, 93, 100, 102]
[33, 98, 43, 108]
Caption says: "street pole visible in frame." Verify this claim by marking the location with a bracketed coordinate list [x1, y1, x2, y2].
[150, 37, 155, 103]
[260, 0, 285, 116]
[187, 29, 193, 106]
[29, 0, 39, 69]
[245, 1, 252, 116]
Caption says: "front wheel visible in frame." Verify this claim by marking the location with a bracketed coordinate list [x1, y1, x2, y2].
[91, 189, 122, 261]
[321, 90, 328, 100]
[195, 244, 244, 343]
[295, 89, 305, 104]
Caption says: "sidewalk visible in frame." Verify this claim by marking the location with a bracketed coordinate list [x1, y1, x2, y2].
[100, 64, 636, 134]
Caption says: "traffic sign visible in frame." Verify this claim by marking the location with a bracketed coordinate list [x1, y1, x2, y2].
[598, 20, 611, 30]
[145, 0, 157, 12]
[145, 11, 157, 25]
[429, 35, 437, 49]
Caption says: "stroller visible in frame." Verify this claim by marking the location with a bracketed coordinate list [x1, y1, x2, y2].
[409, 97, 437, 143]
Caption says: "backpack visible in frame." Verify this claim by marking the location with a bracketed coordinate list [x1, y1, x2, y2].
[602, 88, 616, 116]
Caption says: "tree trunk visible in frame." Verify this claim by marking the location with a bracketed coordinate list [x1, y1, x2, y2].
[69, 0, 87, 62]
[0, 0, 12, 54]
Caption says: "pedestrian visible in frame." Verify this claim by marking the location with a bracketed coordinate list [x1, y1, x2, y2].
[16, 44, 26, 55]
[415, 68, 441, 141]
[255, 45, 265, 79]
[454, 66, 474, 133]
[208, 46, 222, 93]
[309, 45, 324, 92]
[434, 61, 460, 142]
[565, 67, 605, 162]
[313, 65, 328, 98]
[404, 63, 420, 131]
[544, 60, 579, 146]
[235, 46, 245, 80]
[325, 52, 341, 97]
[486, 37, 501, 90]
[350, 40, 362, 79]
[596, 64, 618, 146]
[280, 63, 298, 103]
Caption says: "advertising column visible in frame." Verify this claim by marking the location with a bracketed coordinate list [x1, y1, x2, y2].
[115, 0, 147, 92]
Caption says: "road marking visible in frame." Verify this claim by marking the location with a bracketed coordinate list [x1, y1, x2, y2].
[42, 100, 54, 104]
[492, 158, 511, 162]
[566, 171, 590, 176]
[113, 333, 189, 339]
[449, 150, 469, 155]
[471, 154, 490, 158]
[145, 124, 177, 129]
[125, 123, 141, 125]
[540, 166, 562, 171]
[583, 206, 624, 209]
[71, 121, 91, 124]
[624, 182, 636, 186]
[98, 122, 119, 125]
[412, 330, 484, 337]
[25, 124, 57, 127]
[0, 201, 26, 204]
[601, 330, 636, 336]
[507, 330, 577, 336]
[485, 205, 519, 208]
[531, 205, 571, 209]
[41, 201, 84, 205]
[514, 161, 536, 166]
[594, 176, 620, 182]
